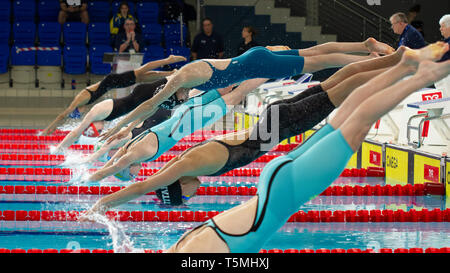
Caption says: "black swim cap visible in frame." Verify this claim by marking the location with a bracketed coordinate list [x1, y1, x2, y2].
[155, 180, 183, 206]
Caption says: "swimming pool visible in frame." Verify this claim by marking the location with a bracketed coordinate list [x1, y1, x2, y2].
[0, 130, 449, 253]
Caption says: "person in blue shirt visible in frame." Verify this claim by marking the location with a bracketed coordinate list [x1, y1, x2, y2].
[390, 12, 426, 49]
[439, 14, 450, 62]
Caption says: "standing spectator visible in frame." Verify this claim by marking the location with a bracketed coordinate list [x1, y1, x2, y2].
[236, 26, 259, 56]
[58, 0, 89, 25]
[114, 18, 144, 53]
[110, 2, 137, 36]
[191, 18, 224, 60]
[390, 12, 426, 49]
[408, 5, 425, 38]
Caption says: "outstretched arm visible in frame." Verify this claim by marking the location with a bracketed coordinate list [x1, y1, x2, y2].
[53, 101, 111, 153]
[81, 157, 191, 218]
[41, 90, 91, 136]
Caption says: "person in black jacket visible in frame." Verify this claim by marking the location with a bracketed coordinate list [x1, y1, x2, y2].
[236, 26, 260, 56]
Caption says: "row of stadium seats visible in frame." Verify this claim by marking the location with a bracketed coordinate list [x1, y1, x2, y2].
[0, 45, 190, 75]
[0, 0, 166, 24]
[0, 22, 187, 47]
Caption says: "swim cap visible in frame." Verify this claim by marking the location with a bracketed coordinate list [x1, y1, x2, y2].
[69, 108, 81, 119]
[155, 180, 183, 206]
[159, 93, 185, 110]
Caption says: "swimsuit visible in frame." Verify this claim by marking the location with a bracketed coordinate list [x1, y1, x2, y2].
[194, 47, 305, 91]
[176, 125, 354, 253]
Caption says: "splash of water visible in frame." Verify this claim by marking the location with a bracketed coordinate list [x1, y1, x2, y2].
[86, 212, 143, 253]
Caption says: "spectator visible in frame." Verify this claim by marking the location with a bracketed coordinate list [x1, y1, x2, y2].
[408, 5, 425, 37]
[114, 18, 144, 53]
[435, 15, 450, 97]
[58, 0, 89, 25]
[438, 14, 450, 62]
[390, 12, 426, 49]
[236, 26, 259, 56]
[191, 18, 224, 59]
[110, 2, 137, 36]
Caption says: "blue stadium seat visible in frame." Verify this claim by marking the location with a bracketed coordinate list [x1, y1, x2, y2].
[112, 1, 135, 15]
[0, 22, 11, 45]
[164, 23, 187, 46]
[141, 23, 162, 45]
[142, 45, 165, 64]
[63, 45, 87, 74]
[0, 1, 11, 22]
[63, 22, 87, 46]
[88, 1, 111, 23]
[38, 22, 61, 46]
[88, 23, 110, 46]
[89, 45, 112, 75]
[13, 22, 36, 45]
[13, 0, 36, 22]
[166, 46, 190, 69]
[37, 46, 61, 66]
[38, 0, 60, 22]
[11, 44, 36, 66]
[0, 44, 9, 73]
[136, 2, 159, 24]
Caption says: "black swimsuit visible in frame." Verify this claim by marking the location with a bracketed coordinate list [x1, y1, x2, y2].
[207, 85, 336, 176]
[130, 109, 172, 138]
[86, 70, 137, 105]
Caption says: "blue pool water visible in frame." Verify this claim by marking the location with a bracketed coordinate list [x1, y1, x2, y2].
[0, 174, 448, 252]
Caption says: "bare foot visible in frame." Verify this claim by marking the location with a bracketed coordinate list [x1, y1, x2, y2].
[168, 55, 187, 63]
[402, 42, 450, 67]
[415, 60, 450, 86]
[365, 37, 395, 55]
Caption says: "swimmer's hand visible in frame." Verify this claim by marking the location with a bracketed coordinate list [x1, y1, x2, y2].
[104, 127, 131, 144]
[100, 126, 121, 142]
[78, 205, 107, 223]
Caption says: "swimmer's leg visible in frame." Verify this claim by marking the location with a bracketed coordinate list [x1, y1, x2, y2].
[321, 46, 406, 90]
[134, 55, 187, 81]
[338, 59, 450, 151]
[299, 38, 395, 56]
[302, 53, 374, 73]
[329, 44, 449, 133]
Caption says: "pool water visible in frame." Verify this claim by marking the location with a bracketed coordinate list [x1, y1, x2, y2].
[0, 175, 448, 252]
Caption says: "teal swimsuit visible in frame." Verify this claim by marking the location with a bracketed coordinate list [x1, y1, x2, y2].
[128, 89, 228, 162]
[176, 124, 354, 253]
[195, 47, 305, 91]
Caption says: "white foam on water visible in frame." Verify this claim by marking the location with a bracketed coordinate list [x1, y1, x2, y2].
[86, 212, 142, 253]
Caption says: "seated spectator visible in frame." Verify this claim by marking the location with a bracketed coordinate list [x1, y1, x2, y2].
[435, 15, 450, 96]
[191, 18, 224, 59]
[390, 12, 426, 49]
[114, 18, 144, 53]
[110, 2, 137, 36]
[58, 0, 89, 24]
[439, 14, 450, 62]
[236, 26, 259, 56]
